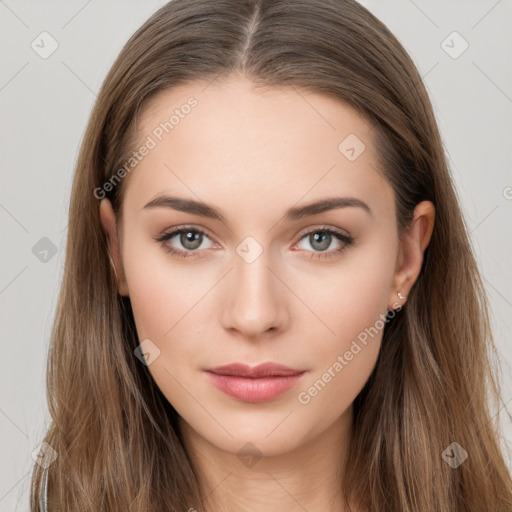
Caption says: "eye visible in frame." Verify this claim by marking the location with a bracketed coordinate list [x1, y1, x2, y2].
[153, 226, 217, 259]
[293, 226, 354, 260]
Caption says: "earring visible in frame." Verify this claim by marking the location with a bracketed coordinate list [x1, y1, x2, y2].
[397, 291, 406, 300]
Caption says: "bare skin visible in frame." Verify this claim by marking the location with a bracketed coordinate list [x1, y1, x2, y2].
[100, 73, 435, 512]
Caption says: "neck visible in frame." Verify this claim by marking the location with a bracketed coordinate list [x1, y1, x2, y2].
[179, 407, 354, 512]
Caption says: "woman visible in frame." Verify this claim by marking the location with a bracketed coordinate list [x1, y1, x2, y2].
[31, 0, 512, 510]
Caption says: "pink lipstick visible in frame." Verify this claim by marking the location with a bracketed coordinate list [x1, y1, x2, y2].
[204, 362, 306, 403]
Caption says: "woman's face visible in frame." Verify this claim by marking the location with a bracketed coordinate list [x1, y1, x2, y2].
[101, 74, 414, 458]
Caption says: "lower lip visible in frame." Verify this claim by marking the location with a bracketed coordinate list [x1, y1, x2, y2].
[205, 371, 306, 403]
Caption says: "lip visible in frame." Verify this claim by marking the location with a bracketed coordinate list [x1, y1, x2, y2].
[204, 363, 306, 403]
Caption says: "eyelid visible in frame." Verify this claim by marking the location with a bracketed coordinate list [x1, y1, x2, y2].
[295, 224, 352, 240]
[154, 224, 218, 242]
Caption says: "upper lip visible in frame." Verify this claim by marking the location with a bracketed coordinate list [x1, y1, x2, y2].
[206, 362, 305, 378]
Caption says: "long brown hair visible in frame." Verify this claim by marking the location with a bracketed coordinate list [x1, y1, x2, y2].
[31, 1, 512, 510]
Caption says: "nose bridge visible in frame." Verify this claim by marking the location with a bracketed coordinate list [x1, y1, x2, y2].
[221, 235, 287, 337]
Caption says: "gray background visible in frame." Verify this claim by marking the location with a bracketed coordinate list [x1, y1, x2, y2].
[1, 0, 511, 509]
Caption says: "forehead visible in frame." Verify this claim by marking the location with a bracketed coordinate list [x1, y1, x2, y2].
[122, 74, 393, 223]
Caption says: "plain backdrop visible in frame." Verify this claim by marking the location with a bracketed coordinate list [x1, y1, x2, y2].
[1, 0, 511, 510]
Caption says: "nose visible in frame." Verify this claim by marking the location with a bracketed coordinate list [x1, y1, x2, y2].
[221, 248, 289, 340]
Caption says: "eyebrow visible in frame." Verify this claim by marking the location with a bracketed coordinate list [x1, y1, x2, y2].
[142, 195, 372, 222]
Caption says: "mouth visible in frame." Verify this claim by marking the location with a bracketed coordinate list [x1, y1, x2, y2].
[204, 362, 306, 403]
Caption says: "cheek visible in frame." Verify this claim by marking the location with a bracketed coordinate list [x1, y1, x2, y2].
[293, 240, 396, 410]
[297, 241, 395, 349]
[123, 249, 208, 409]
[121, 234, 218, 394]
[122, 231, 206, 339]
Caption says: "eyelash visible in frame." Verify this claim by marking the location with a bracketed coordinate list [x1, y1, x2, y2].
[153, 225, 354, 260]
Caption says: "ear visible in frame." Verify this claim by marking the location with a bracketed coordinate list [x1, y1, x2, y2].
[388, 200, 435, 309]
[99, 198, 129, 296]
